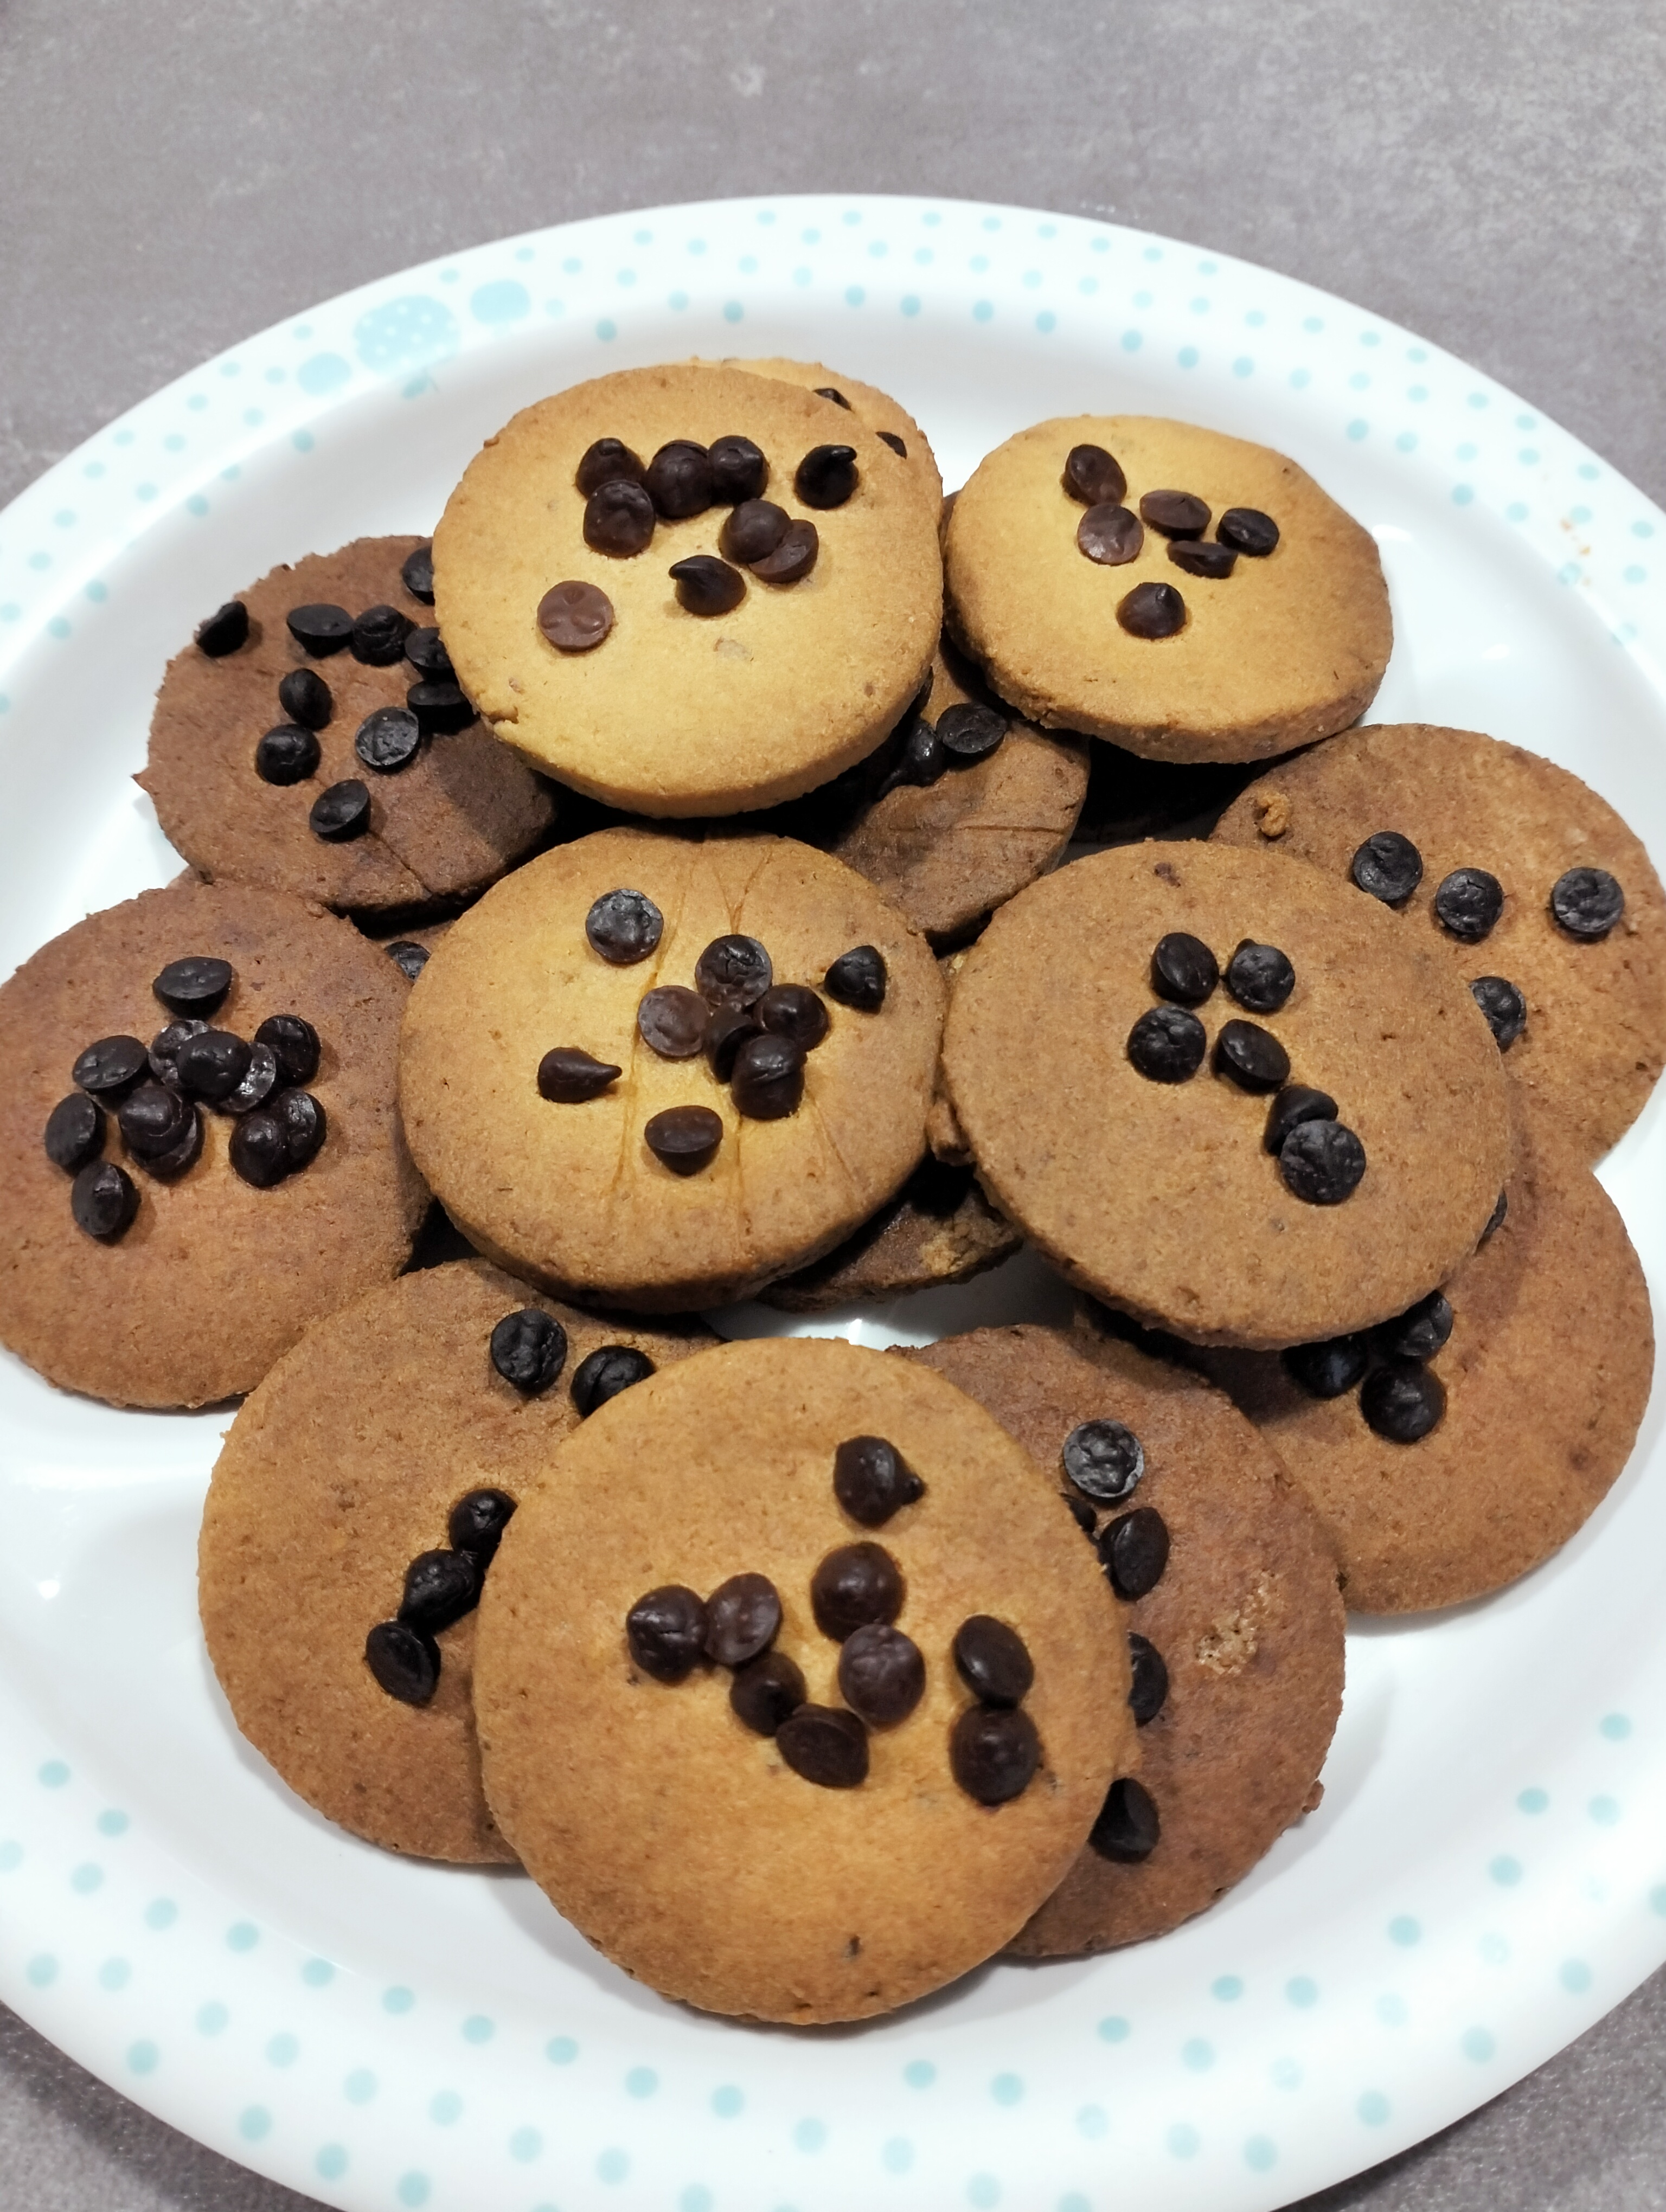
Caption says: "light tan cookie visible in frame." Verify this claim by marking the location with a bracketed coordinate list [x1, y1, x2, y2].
[944, 416, 1391, 762]
[940, 840, 1512, 1347]
[138, 538, 557, 914]
[1212, 723, 1666, 1158]
[0, 880, 425, 1407]
[761, 1157, 1020, 1311]
[1188, 1089, 1654, 1612]
[200, 1259, 714, 1862]
[399, 828, 945, 1310]
[433, 364, 942, 815]
[710, 356, 944, 509]
[473, 1334, 1131, 2022]
[909, 1325, 1344, 1952]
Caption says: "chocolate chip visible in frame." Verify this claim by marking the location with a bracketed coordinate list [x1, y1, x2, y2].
[71, 1159, 138, 1240]
[221, 1039, 279, 1116]
[1280, 1119, 1367, 1205]
[584, 478, 656, 557]
[1098, 1506, 1170, 1598]
[750, 519, 819, 583]
[626, 1584, 708, 1681]
[1264, 1084, 1338, 1154]
[229, 1111, 289, 1188]
[1089, 1775, 1159, 1860]
[1550, 866, 1625, 940]
[310, 779, 371, 840]
[695, 934, 773, 1011]
[271, 1086, 326, 1169]
[572, 1344, 656, 1416]
[937, 703, 1007, 764]
[877, 430, 907, 458]
[195, 600, 248, 656]
[1351, 831, 1423, 905]
[448, 1488, 517, 1565]
[778, 1705, 869, 1787]
[952, 1616, 1034, 1708]
[757, 984, 830, 1052]
[364, 1619, 440, 1705]
[44, 1092, 105, 1172]
[1065, 1494, 1097, 1536]
[1062, 1419, 1145, 1504]
[354, 704, 424, 774]
[1218, 507, 1280, 556]
[1127, 1004, 1207, 1082]
[703, 1006, 761, 1081]
[1118, 581, 1186, 639]
[176, 1029, 253, 1103]
[1150, 933, 1219, 1007]
[118, 1079, 195, 1160]
[575, 438, 645, 495]
[490, 1307, 567, 1394]
[1283, 1334, 1370, 1398]
[1481, 1188, 1509, 1242]
[1169, 538, 1237, 580]
[399, 1548, 480, 1634]
[731, 1031, 805, 1120]
[254, 1014, 320, 1089]
[838, 1622, 925, 1727]
[287, 602, 354, 656]
[1433, 867, 1504, 943]
[644, 1104, 723, 1175]
[833, 1436, 925, 1527]
[824, 944, 886, 1011]
[795, 444, 858, 509]
[720, 499, 790, 564]
[730, 1649, 806, 1737]
[1140, 490, 1210, 539]
[255, 723, 321, 785]
[137, 1101, 203, 1181]
[387, 941, 429, 982]
[1062, 444, 1127, 506]
[72, 1034, 149, 1097]
[709, 434, 768, 503]
[407, 680, 475, 736]
[1077, 503, 1144, 565]
[400, 543, 436, 603]
[880, 712, 946, 794]
[1225, 940, 1295, 1013]
[670, 554, 745, 616]
[645, 439, 713, 518]
[950, 1705, 1040, 1805]
[277, 667, 332, 729]
[1213, 1019, 1290, 1092]
[704, 1573, 782, 1668]
[1471, 975, 1527, 1049]
[403, 626, 453, 681]
[811, 1542, 904, 1641]
[1128, 1635, 1168, 1725]
[353, 604, 411, 666]
[815, 385, 851, 408]
[1361, 1361, 1447, 1443]
[153, 955, 233, 1017]
[538, 581, 614, 651]
[1373, 1290, 1453, 1364]
[148, 1020, 207, 1091]
[637, 985, 709, 1061]
[586, 887, 663, 964]
[538, 1046, 621, 1102]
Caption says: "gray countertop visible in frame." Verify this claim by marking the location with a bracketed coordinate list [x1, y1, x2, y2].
[2, 1, 1662, 2204]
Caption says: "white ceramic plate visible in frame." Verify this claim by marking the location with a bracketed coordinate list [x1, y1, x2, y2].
[1, 194, 1663, 2212]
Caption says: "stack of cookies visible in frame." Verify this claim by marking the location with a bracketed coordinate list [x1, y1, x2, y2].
[1, 358, 1659, 2025]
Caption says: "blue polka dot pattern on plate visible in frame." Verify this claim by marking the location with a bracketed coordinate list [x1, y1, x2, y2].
[712, 2085, 744, 2117]
[510, 2127, 542, 2163]
[967, 2175, 1000, 2208]
[382, 1984, 413, 2013]
[1287, 1976, 1319, 2005]
[1462, 2027, 1496, 2061]
[883, 2137, 914, 2172]
[545, 2036, 577, 2065]
[354, 297, 460, 373]
[1358, 2091, 1391, 2125]
[343, 2068, 375, 2104]
[396, 2173, 431, 2207]
[25, 1956, 59, 1992]
[1167, 2124, 1201, 2159]
[794, 2118, 828, 2152]
[316, 2145, 348, 2180]
[1560, 1959, 1593, 1993]
[1098, 2016, 1131, 2043]
[471, 280, 530, 325]
[597, 2147, 629, 2183]
[1245, 2136, 1278, 2171]
[990, 2072, 1022, 2105]
[905, 2059, 937, 2086]
[1389, 1917, 1421, 1946]
[625, 2066, 657, 2098]
[297, 353, 350, 396]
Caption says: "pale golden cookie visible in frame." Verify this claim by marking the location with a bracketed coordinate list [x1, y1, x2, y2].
[944, 416, 1391, 763]
[473, 1335, 1131, 2022]
[433, 364, 942, 814]
[200, 1260, 714, 1861]
[399, 828, 945, 1310]
[711, 355, 944, 508]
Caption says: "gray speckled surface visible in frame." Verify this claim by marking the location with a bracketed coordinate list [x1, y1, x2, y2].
[1, 1, 1662, 2204]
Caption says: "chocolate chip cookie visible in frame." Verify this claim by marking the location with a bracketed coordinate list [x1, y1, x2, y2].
[707, 355, 944, 511]
[761, 1155, 1020, 1312]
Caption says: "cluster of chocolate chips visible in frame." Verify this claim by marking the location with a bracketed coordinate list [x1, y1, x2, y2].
[364, 1486, 518, 1707]
[486, 1301, 657, 1417]
[1126, 933, 1367, 1206]
[534, 885, 887, 1178]
[537, 423, 870, 653]
[876, 685, 1009, 797]
[1283, 1278, 1469, 1443]
[46, 959, 326, 1241]
[1061, 444, 1280, 641]
[1055, 1414, 1168, 1864]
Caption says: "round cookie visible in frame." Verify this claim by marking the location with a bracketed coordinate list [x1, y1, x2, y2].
[762, 1156, 1020, 1312]
[944, 416, 1391, 763]
[139, 538, 558, 915]
[1212, 723, 1666, 1159]
[0, 879, 426, 1407]
[1189, 1089, 1655, 1612]
[432, 364, 943, 815]
[940, 839, 1513, 1348]
[709, 355, 945, 510]
[200, 1259, 715, 1862]
[472, 1334, 1132, 2022]
[400, 827, 945, 1310]
[910, 1324, 1344, 1952]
